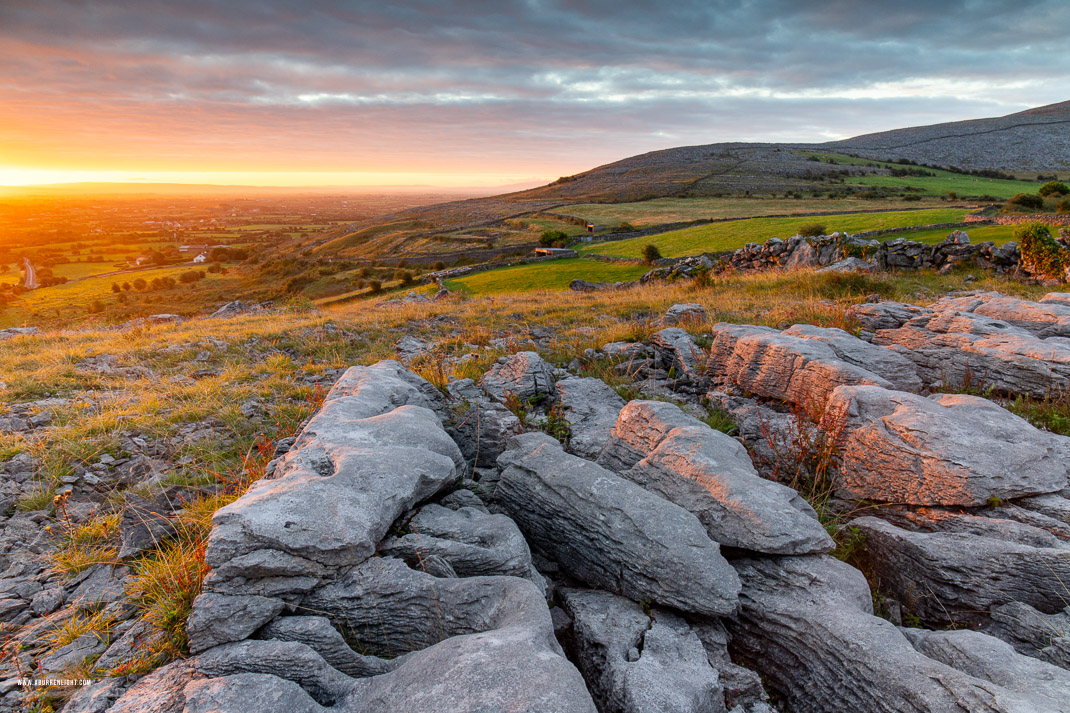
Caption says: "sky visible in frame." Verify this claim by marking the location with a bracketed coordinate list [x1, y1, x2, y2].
[1, 0, 1068, 188]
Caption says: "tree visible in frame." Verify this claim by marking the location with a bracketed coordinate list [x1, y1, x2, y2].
[539, 229, 568, 247]
[133, 278, 147, 291]
[1016, 222, 1067, 280]
[111, 282, 121, 293]
[1039, 181, 1070, 197]
[642, 244, 662, 264]
[1006, 193, 1045, 210]
[150, 250, 166, 266]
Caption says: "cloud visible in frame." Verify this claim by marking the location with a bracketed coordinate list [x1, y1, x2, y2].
[0, 0, 1067, 182]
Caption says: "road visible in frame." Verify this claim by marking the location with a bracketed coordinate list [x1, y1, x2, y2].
[22, 258, 37, 289]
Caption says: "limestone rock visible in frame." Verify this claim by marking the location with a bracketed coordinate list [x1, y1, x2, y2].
[187, 593, 286, 653]
[781, 323, 921, 392]
[554, 377, 626, 459]
[828, 385, 1069, 505]
[727, 554, 1056, 713]
[707, 323, 892, 408]
[118, 493, 177, 560]
[479, 351, 558, 404]
[446, 378, 523, 468]
[873, 309, 1070, 396]
[603, 401, 832, 555]
[379, 503, 536, 579]
[817, 257, 875, 272]
[102, 659, 204, 713]
[496, 433, 740, 617]
[932, 291, 1070, 337]
[258, 616, 399, 678]
[182, 674, 324, 713]
[58, 677, 128, 713]
[850, 515, 1070, 627]
[662, 303, 708, 326]
[903, 628, 1070, 709]
[651, 328, 707, 380]
[845, 300, 932, 331]
[986, 601, 1070, 669]
[561, 589, 724, 713]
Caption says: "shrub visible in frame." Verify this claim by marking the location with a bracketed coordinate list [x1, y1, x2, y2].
[1007, 193, 1045, 210]
[396, 269, 414, 285]
[206, 262, 223, 274]
[284, 275, 314, 294]
[1039, 181, 1070, 197]
[432, 261, 446, 271]
[122, 282, 131, 291]
[396, 258, 409, 269]
[797, 222, 826, 238]
[111, 282, 120, 293]
[1016, 222, 1067, 280]
[641, 244, 662, 264]
[612, 222, 636, 233]
[1058, 199, 1070, 214]
[539, 229, 568, 247]
[133, 278, 147, 291]
[369, 279, 382, 293]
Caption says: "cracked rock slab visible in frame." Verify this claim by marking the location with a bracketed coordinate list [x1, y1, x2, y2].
[561, 588, 724, 713]
[496, 432, 740, 617]
[828, 385, 1070, 505]
[603, 400, 832, 555]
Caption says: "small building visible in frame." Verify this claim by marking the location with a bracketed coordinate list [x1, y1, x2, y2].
[534, 247, 578, 258]
[193, 253, 207, 264]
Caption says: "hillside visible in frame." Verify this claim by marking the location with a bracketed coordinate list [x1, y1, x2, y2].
[830, 100, 1070, 170]
[316, 101, 1068, 260]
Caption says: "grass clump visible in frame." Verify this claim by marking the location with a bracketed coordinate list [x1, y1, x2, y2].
[49, 512, 121, 577]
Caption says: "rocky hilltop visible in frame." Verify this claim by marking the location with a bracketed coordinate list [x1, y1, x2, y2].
[21, 291, 1068, 713]
[830, 100, 1070, 170]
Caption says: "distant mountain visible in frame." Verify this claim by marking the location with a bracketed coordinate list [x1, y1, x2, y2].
[829, 100, 1070, 170]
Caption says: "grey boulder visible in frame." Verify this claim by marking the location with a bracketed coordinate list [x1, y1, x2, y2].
[479, 351, 559, 404]
[707, 322, 891, 409]
[603, 400, 832, 555]
[828, 385, 1070, 505]
[554, 376, 626, 459]
[849, 515, 1070, 628]
[561, 588, 724, 713]
[728, 553, 1057, 713]
[496, 432, 740, 617]
[782, 323, 921, 392]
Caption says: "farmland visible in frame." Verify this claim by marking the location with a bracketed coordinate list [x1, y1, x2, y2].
[581, 207, 971, 259]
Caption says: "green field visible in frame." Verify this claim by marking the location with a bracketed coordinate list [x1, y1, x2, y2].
[556, 195, 951, 228]
[582, 208, 969, 259]
[806, 153, 1043, 199]
[884, 224, 1018, 246]
[445, 258, 649, 295]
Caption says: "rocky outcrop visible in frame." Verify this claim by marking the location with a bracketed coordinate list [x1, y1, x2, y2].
[599, 400, 832, 555]
[662, 303, 707, 326]
[873, 308, 1070, 396]
[986, 601, 1070, 669]
[496, 432, 741, 617]
[828, 385, 1069, 505]
[707, 322, 892, 408]
[850, 515, 1070, 627]
[903, 628, 1070, 708]
[932, 291, 1070, 338]
[846, 300, 933, 331]
[560, 589, 725, 713]
[479, 351, 559, 404]
[554, 376, 627, 459]
[727, 554, 1060, 713]
[171, 360, 597, 713]
[781, 323, 922, 391]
